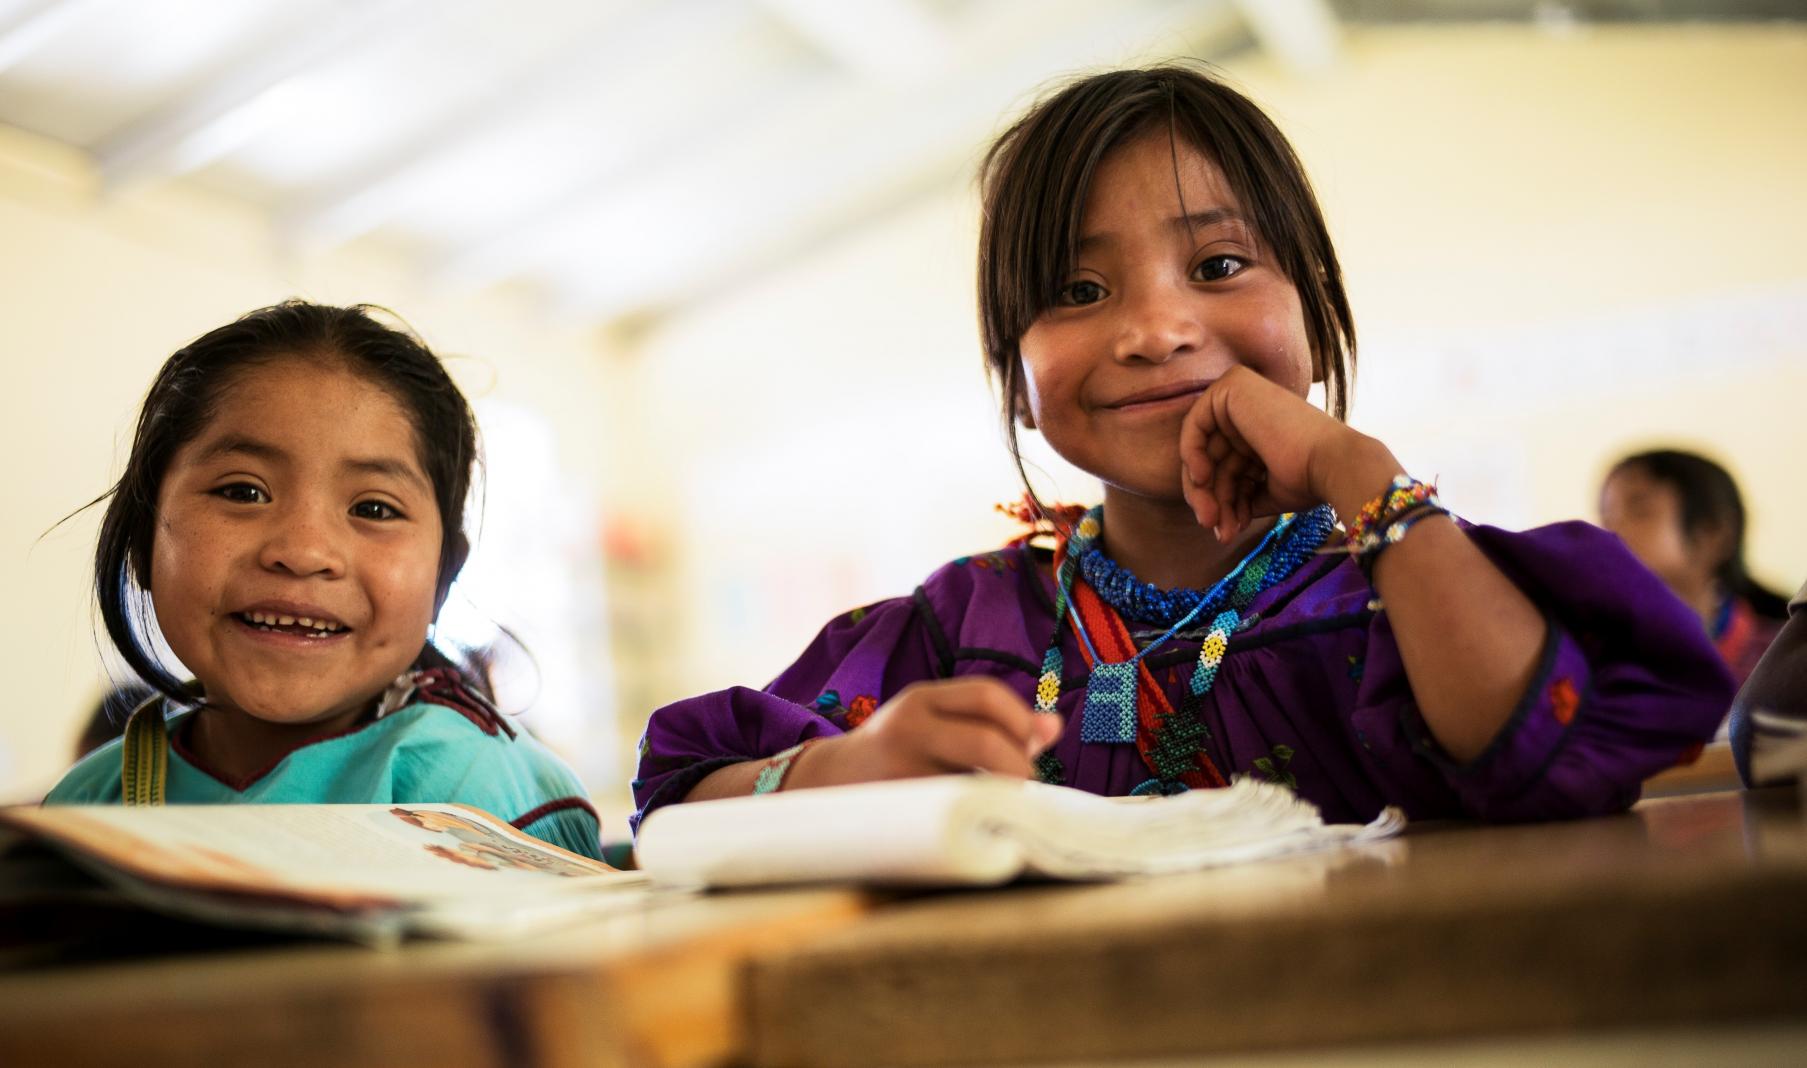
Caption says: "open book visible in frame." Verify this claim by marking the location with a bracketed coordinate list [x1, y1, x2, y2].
[0, 803, 650, 947]
[635, 775, 1403, 888]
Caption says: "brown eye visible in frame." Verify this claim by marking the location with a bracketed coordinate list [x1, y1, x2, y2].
[213, 483, 268, 504]
[1057, 279, 1107, 306]
[351, 500, 402, 521]
[1192, 255, 1247, 282]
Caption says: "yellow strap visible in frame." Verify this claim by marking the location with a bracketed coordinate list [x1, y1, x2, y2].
[119, 696, 168, 806]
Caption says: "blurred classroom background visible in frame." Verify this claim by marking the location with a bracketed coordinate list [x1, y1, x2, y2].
[1, 0, 1803, 827]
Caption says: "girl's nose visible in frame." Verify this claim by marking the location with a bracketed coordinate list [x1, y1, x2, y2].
[1111, 285, 1203, 364]
[258, 510, 346, 578]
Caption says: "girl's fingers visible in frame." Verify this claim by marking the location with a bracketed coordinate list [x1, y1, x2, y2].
[1213, 448, 1253, 540]
[1178, 389, 1218, 474]
[923, 717, 1037, 778]
[916, 676, 1047, 754]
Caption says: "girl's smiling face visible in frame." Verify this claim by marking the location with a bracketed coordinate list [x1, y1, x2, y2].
[1016, 131, 1313, 503]
[148, 358, 443, 728]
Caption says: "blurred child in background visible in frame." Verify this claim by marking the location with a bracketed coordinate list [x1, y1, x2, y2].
[1600, 449, 1788, 689]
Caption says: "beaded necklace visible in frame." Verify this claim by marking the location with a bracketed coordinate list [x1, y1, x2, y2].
[1034, 503, 1338, 793]
[1078, 550, 1210, 626]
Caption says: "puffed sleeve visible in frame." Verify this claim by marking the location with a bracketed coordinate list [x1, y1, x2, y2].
[1349, 520, 1734, 821]
[630, 593, 944, 831]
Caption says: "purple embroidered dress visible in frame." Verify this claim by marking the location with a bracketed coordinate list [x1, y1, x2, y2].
[633, 520, 1732, 830]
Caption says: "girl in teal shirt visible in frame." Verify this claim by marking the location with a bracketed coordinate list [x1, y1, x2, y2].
[47, 301, 601, 860]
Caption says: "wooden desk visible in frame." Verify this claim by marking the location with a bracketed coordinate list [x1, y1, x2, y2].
[0, 886, 871, 1068]
[1641, 740, 1742, 798]
[4, 790, 1802, 1068]
[742, 788, 1807, 1067]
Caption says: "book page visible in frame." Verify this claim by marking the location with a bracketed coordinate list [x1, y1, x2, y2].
[0, 804, 641, 912]
[997, 778, 1403, 878]
[635, 775, 1403, 888]
[636, 777, 1031, 886]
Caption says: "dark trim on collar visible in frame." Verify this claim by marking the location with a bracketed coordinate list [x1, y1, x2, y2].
[1137, 610, 1379, 672]
[512, 796, 600, 831]
[1022, 545, 1058, 615]
[952, 610, 1375, 682]
[170, 708, 383, 792]
[952, 647, 1089, 690]
[911, 587, 957, 677]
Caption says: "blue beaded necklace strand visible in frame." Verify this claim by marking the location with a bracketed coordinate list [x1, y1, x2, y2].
[1078, 550, 1210, 626]
[1035, 504, 1338, 789]
[1065, 516, 1294, 743]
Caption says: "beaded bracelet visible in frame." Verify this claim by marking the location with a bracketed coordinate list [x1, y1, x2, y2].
[1345, 475, 1441, 554]
[1357, 504, 1450, 581]
[752, 739, 821, 795]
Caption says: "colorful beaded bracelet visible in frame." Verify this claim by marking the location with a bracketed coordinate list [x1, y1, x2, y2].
[1357, 504, 1451, 581]
[1346, 475, 1441, 553]
[752, 739, 820, 795]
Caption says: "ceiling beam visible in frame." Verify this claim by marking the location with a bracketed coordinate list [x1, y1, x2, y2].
[90, 0, 417, 191]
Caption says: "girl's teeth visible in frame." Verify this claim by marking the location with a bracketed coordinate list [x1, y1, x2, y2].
[242, 612, 341, 632]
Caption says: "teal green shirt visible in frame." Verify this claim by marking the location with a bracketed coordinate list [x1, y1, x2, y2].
[45, 701, 602, 859]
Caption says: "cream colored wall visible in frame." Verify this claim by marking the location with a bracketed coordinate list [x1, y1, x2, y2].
[0, 125, 625, 802]
[623, 24, 1807, 710]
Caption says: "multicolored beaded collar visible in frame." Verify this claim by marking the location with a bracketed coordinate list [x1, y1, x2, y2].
[1034, 503, 1338, 794]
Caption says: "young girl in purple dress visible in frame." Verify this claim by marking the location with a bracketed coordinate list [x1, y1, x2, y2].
[632, 66, 1732, 829]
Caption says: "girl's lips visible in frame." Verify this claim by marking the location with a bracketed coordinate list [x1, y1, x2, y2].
[1103, 382, 1211, 413]
[229, 614, 353, 649]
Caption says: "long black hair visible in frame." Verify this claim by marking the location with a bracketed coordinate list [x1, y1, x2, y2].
[1610, 449, 1788, 620]
[90, 300, 485, 700]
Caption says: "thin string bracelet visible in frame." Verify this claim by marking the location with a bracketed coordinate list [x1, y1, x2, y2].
[752, 738, 822, 795]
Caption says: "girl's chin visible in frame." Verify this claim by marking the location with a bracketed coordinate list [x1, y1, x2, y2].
[203, 695, 372, 731]
[1100, 476, 1196, 508]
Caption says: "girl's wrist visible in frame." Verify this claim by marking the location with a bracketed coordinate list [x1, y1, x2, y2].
[1317, 432, 1405, 523]
[775, 732, 841, 791]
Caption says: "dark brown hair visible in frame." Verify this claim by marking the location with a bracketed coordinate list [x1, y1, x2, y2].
[90, 300, 485, 700]
[1610, 449, 1788, 620]
[977, 64, 1355, 497]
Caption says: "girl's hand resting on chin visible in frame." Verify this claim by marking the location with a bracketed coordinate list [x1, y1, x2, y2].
[1178, 365, 1398, 542]
[791, 678, 1062, 787]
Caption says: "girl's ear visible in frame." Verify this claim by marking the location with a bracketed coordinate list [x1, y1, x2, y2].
[434, 532, 471, 616]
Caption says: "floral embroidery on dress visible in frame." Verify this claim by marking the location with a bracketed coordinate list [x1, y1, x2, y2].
[1252, 744, 1298, 789]
[1549, 677, 1580, 726]
[953, 551, 1019, 575]
[811, 689, 878, 729]
[845, 694, 878, 728]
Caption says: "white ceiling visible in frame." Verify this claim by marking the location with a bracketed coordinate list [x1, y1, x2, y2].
[0, 0, 1792, 328]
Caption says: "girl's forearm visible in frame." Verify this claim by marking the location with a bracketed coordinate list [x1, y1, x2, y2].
[682, 735, 839, 802]
[1323, 438, 1548, 763]
[684, 760, 765, 802]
